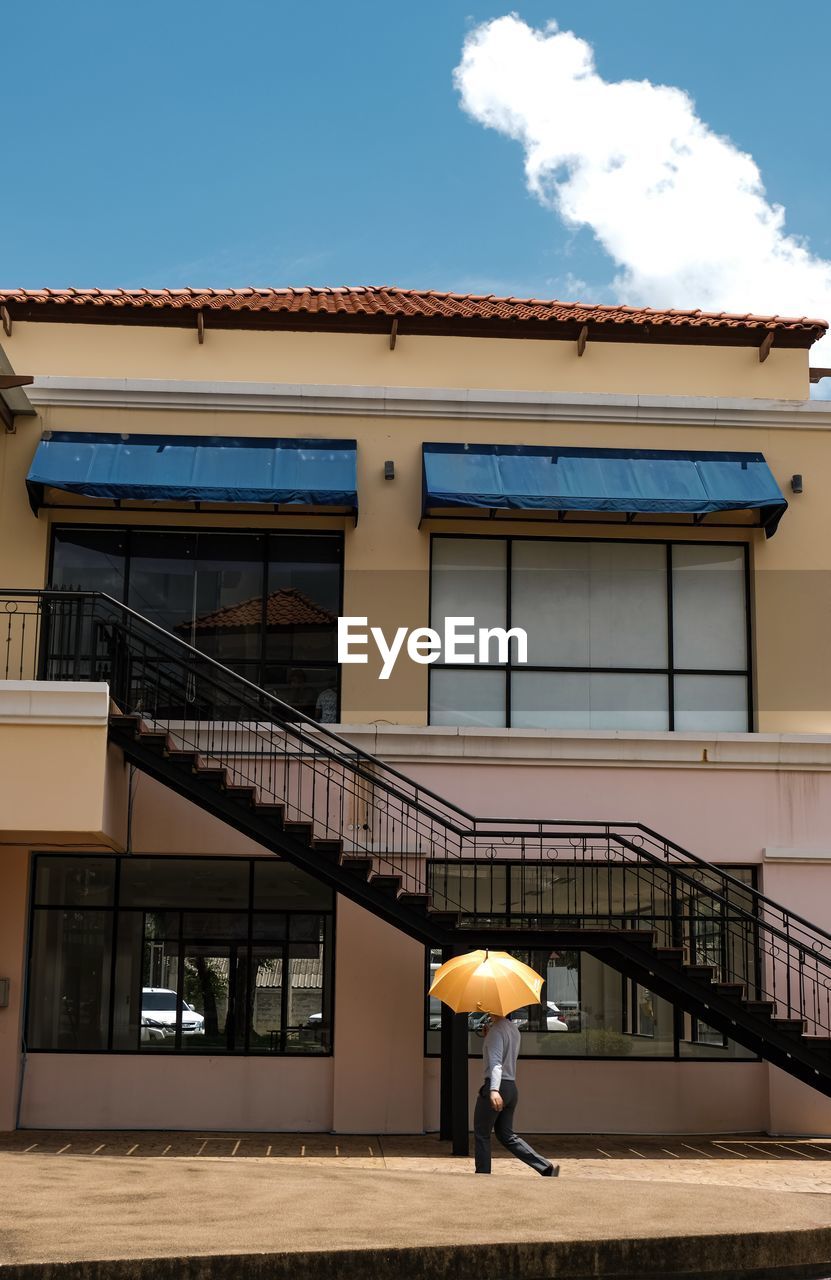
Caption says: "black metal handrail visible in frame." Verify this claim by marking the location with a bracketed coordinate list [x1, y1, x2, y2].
[3, 587, 831, 1038]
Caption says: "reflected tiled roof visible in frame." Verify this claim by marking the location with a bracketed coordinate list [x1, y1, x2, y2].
[0, 285, 825, 343]
[188, 588, 335, 631]
[211, 955, 323, 989]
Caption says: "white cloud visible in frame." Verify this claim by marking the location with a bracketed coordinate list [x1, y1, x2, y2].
[454, 15, 831, 363]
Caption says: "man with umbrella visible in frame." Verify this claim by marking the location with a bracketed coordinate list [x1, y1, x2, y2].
[429, 950, 560, 1177]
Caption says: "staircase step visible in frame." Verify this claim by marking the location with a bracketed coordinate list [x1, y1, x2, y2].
[771, 1017, 807, 1036]
[134, 731, 171, 754]
[283, 820, 313, 843]
[684, 965, 715, 982]
[169, 750, 200, 771]
[743, 1001, 774, 1019]
[194, 767, 227, 788]
[713, 983, 746, 1000]
[369, 874, 403, 898]
[653, 947, 685, 966]
[801, 1036, 831, 1053]
[109, 714, 141, 736]
[222, 785, 258, 804]
[252, 802, 285, 824]
[426, 911, 461, 930]
[340, 857, 374, 879]
[398, 893, 431, 915]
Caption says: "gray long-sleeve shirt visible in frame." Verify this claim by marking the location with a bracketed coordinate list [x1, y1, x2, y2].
[482, 1017, 520, 1093]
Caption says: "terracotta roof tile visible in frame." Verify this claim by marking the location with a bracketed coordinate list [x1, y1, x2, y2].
[0, 285, 825, 339]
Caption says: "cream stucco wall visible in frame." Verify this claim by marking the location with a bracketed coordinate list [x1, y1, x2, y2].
[0, 684, 125, 847]
[2, 393, 829, 728]
[4, 320, 809, 399]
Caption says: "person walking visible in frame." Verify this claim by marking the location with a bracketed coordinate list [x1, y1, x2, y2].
[473, 1011, 559, 1177]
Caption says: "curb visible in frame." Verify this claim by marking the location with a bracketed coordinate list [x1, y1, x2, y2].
[3, 1227, 831, 1280]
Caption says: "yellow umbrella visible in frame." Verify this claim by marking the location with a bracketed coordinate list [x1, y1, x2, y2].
[428, 949, 544, 1017]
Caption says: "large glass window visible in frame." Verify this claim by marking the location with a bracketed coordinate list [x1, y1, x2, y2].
[429, 536, 751, 731]
[28, 855, 333, 1055]
[425, 864, 758, 1061]
[50, 528, 342, 720]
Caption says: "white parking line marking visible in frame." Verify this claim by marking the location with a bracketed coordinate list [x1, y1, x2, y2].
[161, 1145, 171, 1156]
[91, 1144, 105, 1156]
[778, 1143, 816, 1159]
[22, 1144, 38, 1153]
[681, 1143, 713, 1158]
[746, 1143, 781, 1159]
[596, 1148, 613, 1159]
[196, 1140, 208, 1156]
[661, 1148, 680, 1158]
[126, 1144, 138, 1156]
[628, 1148, 646, 1158]
[231, 1140, 241, 1156]
[56, 1144, 71, 1155]
[713, 1144, 749, 1159]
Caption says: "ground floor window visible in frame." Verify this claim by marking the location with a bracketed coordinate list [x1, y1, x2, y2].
[425, 863, 758, 1060]
[27, 855, 333, 1054]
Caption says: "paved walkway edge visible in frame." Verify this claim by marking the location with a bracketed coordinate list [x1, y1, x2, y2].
[4, 1229, 831, 1280]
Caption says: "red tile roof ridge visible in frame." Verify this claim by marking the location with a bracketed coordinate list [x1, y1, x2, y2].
[0, 285, 825, 334]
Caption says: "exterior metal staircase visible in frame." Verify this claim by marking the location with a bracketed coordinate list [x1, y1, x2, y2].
[6, 588, 831, 1103]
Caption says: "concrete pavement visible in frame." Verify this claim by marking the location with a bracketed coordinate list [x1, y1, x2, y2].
[2, 1131, 831, 1278]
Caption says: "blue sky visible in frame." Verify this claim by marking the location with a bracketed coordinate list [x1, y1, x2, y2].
[2, 1, 829, 312]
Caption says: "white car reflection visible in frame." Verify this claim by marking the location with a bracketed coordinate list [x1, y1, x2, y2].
[141, 988, 205, 1036]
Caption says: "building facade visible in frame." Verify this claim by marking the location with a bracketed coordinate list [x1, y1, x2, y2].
[1, 287, 831, 1137]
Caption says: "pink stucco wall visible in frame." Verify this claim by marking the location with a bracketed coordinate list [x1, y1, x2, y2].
[10, 745, 831, 1136]
[400, 760, 831, 871]
[21, 1055, 333, 1131]
[0, 848, 28, 1132]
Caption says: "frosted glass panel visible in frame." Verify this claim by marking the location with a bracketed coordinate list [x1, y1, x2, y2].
[674, 675, 748, 731]
[511, 540, 666, 667]
[672, 545, 746, 670]
[430, 669, 506, 727]
[511, 672, 669, 730]
[431, 538, 506, 665]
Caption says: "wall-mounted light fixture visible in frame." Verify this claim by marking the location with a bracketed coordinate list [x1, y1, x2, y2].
[384, 461, 395, 480]
[791, 474, 804, 494]
[0, 978, 9, 1008]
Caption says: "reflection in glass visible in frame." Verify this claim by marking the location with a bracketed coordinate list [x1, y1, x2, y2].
[51, 528, 126, 597]
[121, 858, 249, 910]
[28, 910, 112, 1050]
[429, 669, 506, 728]
[512, 540, 667, 668]
[48, 528, 343, 719]
[182, 946, 231, 1052]
[34, 856, 115, 907]
[511, 671, 669, 731]
[672, 545, 747, 671]
[431, 538, 507, 664]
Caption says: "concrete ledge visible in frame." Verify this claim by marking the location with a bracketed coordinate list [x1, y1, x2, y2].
[26, 377, 831, 430]
[0, 681, 109, 726]
[5, 1230, 831, 1280]
[335, 723, 831, 771]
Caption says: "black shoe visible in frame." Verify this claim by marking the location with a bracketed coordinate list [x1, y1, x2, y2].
[542, 1163, 560, 1177]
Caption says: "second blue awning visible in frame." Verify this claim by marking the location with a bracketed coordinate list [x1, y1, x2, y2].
[27, 433, 358, 515]
[422, 443, 788, 536]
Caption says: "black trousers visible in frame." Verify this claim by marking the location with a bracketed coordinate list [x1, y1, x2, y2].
[473, 1078, 552, 1175]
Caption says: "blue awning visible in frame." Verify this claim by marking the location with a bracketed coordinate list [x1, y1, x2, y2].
[27, 432, 358, 515]
[422, 443, 788, 536]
